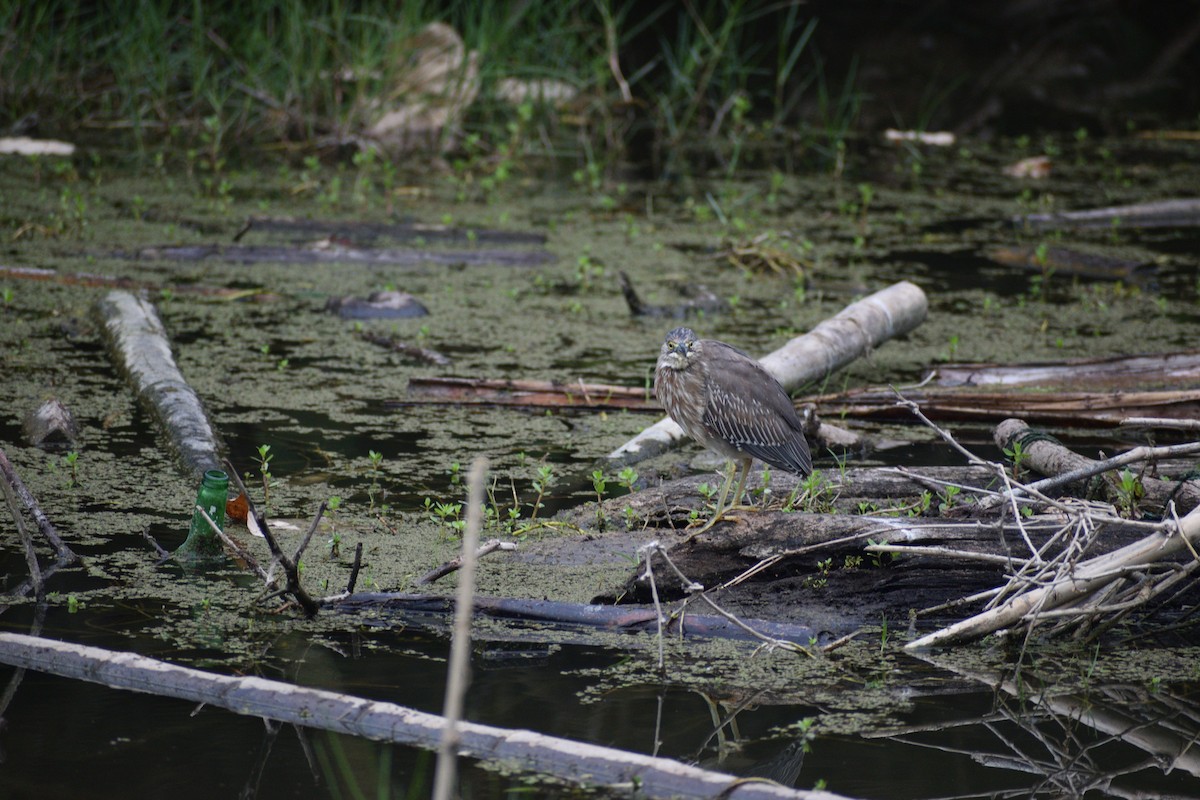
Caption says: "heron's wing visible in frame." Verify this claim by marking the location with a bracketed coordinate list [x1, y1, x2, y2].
[701, 341, 813, 475]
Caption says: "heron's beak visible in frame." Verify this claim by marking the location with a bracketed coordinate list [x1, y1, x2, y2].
[673, 341, 689, 357]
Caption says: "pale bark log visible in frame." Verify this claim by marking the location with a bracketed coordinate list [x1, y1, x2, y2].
[0, 633, 845, 800]
[96, 290, 223, 478]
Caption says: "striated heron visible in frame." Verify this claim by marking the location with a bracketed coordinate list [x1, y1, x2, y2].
[654, 326, 812, 532]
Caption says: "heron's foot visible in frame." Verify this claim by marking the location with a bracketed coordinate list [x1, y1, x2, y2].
[680, 504, 747, 542]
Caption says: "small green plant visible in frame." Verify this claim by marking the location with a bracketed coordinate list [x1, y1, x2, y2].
[937, 484, 961, 513]
[803, 557, 833, 589]
[1003, 439, 1027, 479]
[1114, 469, 1145, 518]
[2, 287, 13, 307]
[528, 464, 554, 522]
[618, 467, 639, 493]
[63, 450, 79, 486]
[256, 444, 274, 507]
[866, 538, 894, 567]
[326, 495, 342, 558]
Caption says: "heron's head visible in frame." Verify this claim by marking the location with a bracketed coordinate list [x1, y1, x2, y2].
[658, 327, 701, 370]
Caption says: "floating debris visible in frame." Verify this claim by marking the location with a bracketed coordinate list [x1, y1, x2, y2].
[325, 290, 429, 320]
[123, 242, 554, 267]
[884, 129, 955, 146]
[236, 215, 546, 245]
[1002, 155, 1052, 179]
[0, 137, 75, 156]
[23, 399, 79, 450]
[617, 270, 726, 318]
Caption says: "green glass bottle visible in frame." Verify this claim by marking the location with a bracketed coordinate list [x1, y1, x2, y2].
[176, 469, 229, 560]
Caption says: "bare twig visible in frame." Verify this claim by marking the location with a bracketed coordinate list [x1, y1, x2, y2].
[2, 471, 43, 598]
[416, 539, 517, 585]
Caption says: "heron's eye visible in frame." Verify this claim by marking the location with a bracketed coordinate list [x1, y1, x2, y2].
[666, 339, 676, 348]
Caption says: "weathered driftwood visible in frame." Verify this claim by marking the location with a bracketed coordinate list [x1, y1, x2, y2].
[0, 633, 844, 800]
[416, 538, 518, 584]
[994, 418, 1200, 515]
[236, 215, 547, 245]
[1017, 198, 1200, 230]
[96, 290, 223, 479]
[813, 385, 1200, 426]
[124, 243, 554, 267]
[608, 280, 928, 465]
[905, 502, 1200, 649]
[934, 350, 1200, 390]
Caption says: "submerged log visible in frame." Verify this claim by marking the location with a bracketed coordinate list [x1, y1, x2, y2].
[0, 633, 841, 800]
[400, 377, 659, 412]
[986, 244, 1153, 281]
[1018, 198, 1200, 230]
[359, 332, 452, 366]
[330, 593, 818, 646]
[237, 215, 547, 245]
[934, 350, 1200, 389]
[124, 242, 554, 267]
[993, 417, 1200, 515]
[0, 264, 271, 299]
[95, 290, 223, 478]
[608, 280, 928, 466]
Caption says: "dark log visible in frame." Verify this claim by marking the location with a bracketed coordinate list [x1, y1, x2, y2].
[617, 270, 727, 318]
[329, 593, 819, 646]
[0, 264, 272, 299]
[986, 244, 1152, 281]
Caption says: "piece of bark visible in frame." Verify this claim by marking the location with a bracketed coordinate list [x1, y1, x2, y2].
[986, 244, 1152, 281]
[358, 332, 452, 366]
[95, 290, 223, 479]
[0, 632, 839, 800]
[608, 280, 928, 466]
[993, 418, 1200, 515]
[325, 290, 428, 319]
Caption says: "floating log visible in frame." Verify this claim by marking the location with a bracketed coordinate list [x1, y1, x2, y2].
[993, 418, 1200, 515]
[0, 633, 841, 800]
[608, 281, 928, 466]
[986, 244, 1152, 281]
[812, 386, 1200, 426]
[123, 243, 554, 267]
[237, 215, 547, 245]
[399, 377, 658, 412]
[1018, 198, 1200, 230]
[934, 350, 1200, 389]
[96, 291, 223, 478]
